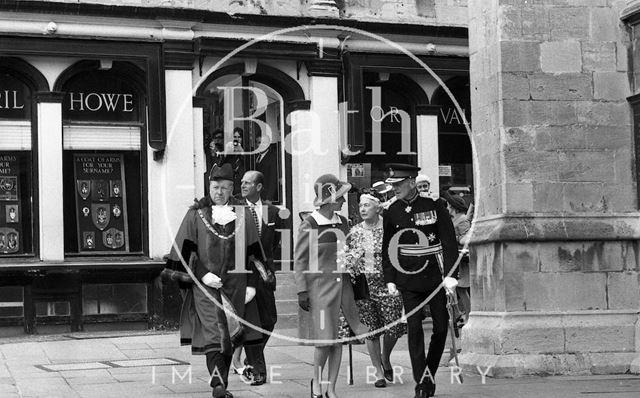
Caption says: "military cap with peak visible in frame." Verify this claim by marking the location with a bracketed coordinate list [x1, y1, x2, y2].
[209, 163, 234, 181]
[384, 163, 421, 184]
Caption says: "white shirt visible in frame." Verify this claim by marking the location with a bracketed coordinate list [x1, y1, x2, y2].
[246, 198, 263, 234]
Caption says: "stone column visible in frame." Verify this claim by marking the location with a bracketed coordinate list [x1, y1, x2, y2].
[463, 0, 639, 376]
[36, 92, 65, 261]
[192, 97, 206, 199]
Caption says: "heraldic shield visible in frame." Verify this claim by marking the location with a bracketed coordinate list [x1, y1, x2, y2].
[91, 203, 110, 231]
[103, 227, 124, 249]
[77, 180, 91, 200]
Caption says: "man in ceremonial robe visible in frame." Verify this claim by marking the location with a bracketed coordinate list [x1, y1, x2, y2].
[167, 163, 266, 398]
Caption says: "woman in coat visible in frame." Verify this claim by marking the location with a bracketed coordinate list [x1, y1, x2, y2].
[294, 174, 367, 398]
[443, 192, 471, 325]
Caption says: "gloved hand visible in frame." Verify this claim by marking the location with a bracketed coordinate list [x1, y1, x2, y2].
[443, 276, 458, 294]
[245, 286, 256, 304]
[386, 282, 399, 296]
[265, 270, 276, 291]
[202, 272, 222, 289]
[298, 291, 310, 311]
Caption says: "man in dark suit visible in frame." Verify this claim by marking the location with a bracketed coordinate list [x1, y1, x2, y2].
[238, 170, 282, 385]
[380, 163, 459, 398]
[254, 135, 280, 203]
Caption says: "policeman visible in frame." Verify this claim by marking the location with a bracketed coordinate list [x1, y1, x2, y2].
[380, 163, 458, 398]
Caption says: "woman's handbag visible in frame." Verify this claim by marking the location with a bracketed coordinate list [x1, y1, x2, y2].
[352, 273, 370, 300]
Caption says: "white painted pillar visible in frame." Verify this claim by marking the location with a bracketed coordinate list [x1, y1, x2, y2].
[192, 99, 205, 199]
[149, 70, 195, 259]
[36, 95, 64, 261]
[289, 75, 342, 235]
[417, 111, 440, 196]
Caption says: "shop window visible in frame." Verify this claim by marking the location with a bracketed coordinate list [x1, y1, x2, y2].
[202, 76, 285, 205]
[0, 286, 24, 318]
[431, 77, 473, 191]
[0, 68, 36, 257]
[35, 301, 70, 317]
[82, 283, 147, 315]
[58, 63, 146, 255]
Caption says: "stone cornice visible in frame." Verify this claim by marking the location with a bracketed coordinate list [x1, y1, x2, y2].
[468, 213, 640, 244]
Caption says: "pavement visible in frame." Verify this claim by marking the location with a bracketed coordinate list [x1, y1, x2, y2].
[1, 329, 640, 398]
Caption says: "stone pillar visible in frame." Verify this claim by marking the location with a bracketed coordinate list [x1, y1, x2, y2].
[416, 105, 440, 195]
[463, 0, 639, 376]
[36, 92, 65, 262]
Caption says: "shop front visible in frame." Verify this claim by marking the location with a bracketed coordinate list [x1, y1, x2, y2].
[0, 38, 166, 335]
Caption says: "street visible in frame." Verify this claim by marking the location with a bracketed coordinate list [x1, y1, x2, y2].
[1, 330, 639, 397]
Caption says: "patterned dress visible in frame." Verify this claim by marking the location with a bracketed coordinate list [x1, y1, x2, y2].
[342, 219, 407, 340]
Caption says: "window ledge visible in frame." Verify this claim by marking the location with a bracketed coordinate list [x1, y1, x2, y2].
[0, 257, 164, 272]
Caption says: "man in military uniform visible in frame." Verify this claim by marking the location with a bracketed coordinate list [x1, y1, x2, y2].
[380, 163, 459, 398]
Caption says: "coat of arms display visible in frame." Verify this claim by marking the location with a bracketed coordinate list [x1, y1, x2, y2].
[74, 153, 129, 253]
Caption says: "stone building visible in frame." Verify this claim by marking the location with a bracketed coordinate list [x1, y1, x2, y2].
[463, 0, 640, 376]
[0, 0, 472, 336]
[0, 0, 639, 378]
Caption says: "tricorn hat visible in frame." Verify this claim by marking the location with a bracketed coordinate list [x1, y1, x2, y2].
[384, 163, 421, 184]
[313, 174, 351, 207]
[209, 163, 234, 181]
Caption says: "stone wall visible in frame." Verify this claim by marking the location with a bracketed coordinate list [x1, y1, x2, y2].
[21, 0, 468, 26]
[465, 0, 640, 375]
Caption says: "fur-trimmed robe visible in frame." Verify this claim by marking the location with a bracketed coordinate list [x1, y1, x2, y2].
[168, 196, 265, 355]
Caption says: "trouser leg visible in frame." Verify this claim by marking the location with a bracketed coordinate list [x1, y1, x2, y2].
[401, 290, 427, 385]
[206, 351, 231, 388]
[244, 342, 266, 377]
[426, 288, 449, 378]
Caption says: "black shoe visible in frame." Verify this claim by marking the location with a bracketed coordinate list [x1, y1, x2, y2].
[251, 374, 266, 386]
[413, 388, 428, 398]
[425, 381, 436, 397]
[374, 378, 386, 388]
[382, 366, 393, 382]
[212, 385, 233, 398]
[310, 379, 322, 398]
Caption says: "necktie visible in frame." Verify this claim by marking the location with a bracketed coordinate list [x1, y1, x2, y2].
[250, 205, 261, 237]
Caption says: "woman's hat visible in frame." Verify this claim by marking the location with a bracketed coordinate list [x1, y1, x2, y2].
[372, 181, 392, 194]
[445, 193, 468, 212]
[416, 174, 431, 184]
[313, 174, 351, 207]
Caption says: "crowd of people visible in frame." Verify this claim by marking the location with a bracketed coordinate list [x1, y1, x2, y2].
[166, 134, 473, 398]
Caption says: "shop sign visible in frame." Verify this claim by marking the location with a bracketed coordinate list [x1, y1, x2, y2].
[439, 165, 452, 177]
[73, 153, 129, 253]
[63, 72, 139, 122]
[0, 153, 24, 254]
[0, 73, 31, 120]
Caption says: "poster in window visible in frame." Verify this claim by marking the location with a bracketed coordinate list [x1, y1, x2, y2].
[0, 154, 23, 255]
[74, 153, 129, 253]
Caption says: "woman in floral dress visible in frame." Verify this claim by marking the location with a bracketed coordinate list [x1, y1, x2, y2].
[344, 193, 407, 388]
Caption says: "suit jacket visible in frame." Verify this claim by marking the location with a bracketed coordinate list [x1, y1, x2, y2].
[255, 145, 279, 202]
